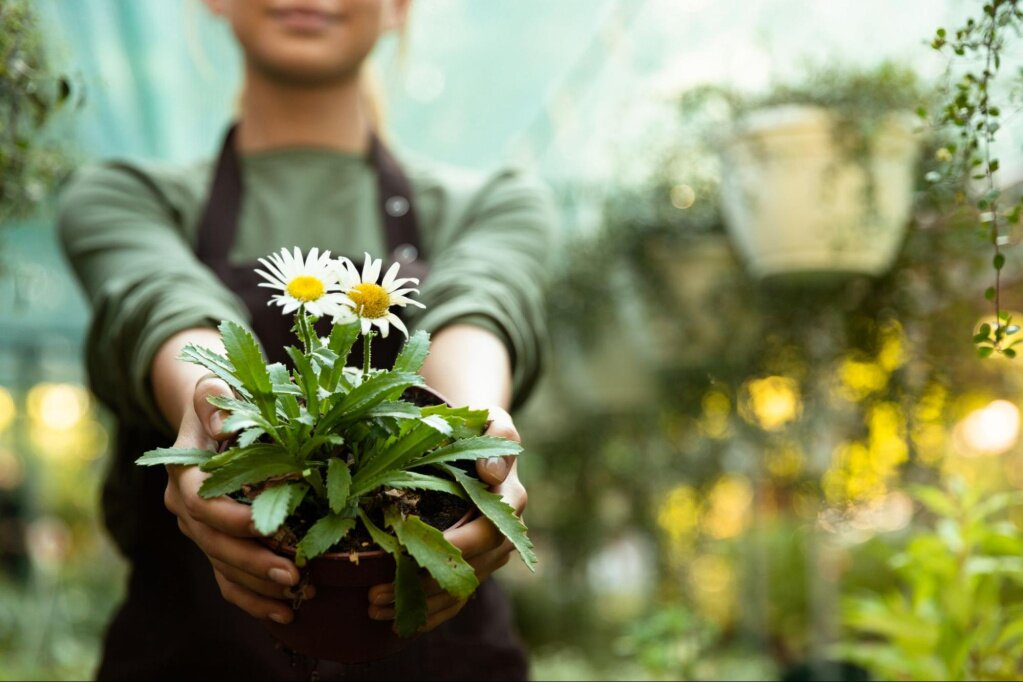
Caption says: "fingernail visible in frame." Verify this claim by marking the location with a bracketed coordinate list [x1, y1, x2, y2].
[210, 410, 225, 436]
[372, 592, 394, 606]
[368, 607, 393, 621]
[269, 568, 295, 586]
[269, 612, 290, 624]
[483, 456, 509, 480]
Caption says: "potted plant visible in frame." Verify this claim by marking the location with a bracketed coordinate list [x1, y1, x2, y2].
[136, 248, 536, 663]
[712, 63, 927, 283]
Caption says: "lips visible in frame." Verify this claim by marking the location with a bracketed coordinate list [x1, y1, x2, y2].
[270, 7, 341, 33]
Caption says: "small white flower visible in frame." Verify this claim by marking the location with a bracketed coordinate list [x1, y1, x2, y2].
[332, 253, 425, 338]
[255, 247, 346, 317]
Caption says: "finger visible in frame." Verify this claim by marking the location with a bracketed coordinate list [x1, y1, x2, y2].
[418, 599, 468, 634]
[443, 515, 503, 561]
[209, 557, 314, 601]
[184, 520, 299, 588]
[214, 569, 294, 624]
[477, 407, 520, 486]
[194, 374, 235, 441]
[173, 466, 260, 537]
[369, 590, 462, 621]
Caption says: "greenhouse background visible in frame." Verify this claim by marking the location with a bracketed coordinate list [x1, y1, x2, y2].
[4, 0, 1023, 679]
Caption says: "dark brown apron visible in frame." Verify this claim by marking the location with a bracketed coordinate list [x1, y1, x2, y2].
[96, 126, 528, 681]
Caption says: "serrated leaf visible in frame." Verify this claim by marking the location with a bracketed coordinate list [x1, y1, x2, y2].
[375, 471, 466, 498]
[421, 404, 490, 438]
[251, 483, 300, 535]
[359, 509, 400, 554]
[327, 458, 352, 514]
[324, 322, 360, 390]
[364, 401, 421, 421]
[316, 371, 426, 436]
[198, 450, 301, 498]
[286, 346, 320, 415]
[393, 553, 427, 637]
[415, 435, 522, 467]
[135, 447, 212, 467]
[179, 344, 247, 397]
[237, 428, 264, 448]
[393, 330, 430, 374]
[385, 507, 478, 600]
[443, 465, 536, 571]
[352, 421, 449, 495]
[295, 513, 356, 564]
[219, 320, 275, 420]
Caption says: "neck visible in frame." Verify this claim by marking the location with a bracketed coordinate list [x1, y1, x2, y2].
[236, 65, 370, 154]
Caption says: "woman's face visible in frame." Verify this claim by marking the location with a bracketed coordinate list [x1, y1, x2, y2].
[206, 0, 409, 85]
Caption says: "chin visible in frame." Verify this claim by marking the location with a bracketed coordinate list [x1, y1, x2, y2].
[250, 44, 369, 86]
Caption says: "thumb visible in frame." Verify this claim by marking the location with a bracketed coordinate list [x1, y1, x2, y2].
[477, 407, 519, 486]
[193, 374, 235, 442]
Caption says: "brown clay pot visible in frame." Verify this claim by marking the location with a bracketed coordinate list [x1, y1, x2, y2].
[263, 506, 473, 663]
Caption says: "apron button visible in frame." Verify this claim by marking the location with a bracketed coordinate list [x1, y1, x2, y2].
[393, 243, 418, 264]
[385, 195, 410, 217]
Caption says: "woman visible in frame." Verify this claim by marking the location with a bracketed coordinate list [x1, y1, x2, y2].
[58, 1, 554, 679]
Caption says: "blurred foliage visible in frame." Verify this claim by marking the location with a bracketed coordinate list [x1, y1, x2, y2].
[834, 479, 1023, 680]
[0, 0, 78, 228]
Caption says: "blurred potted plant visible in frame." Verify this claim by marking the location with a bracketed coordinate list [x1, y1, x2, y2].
[0, 0, 76, 230]
[137, 248, 536, 663]
[713, 63, 927, 283]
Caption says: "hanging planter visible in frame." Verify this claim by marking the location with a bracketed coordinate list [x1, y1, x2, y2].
[720, 104, 920, 280]
[719, 104, 920, 283]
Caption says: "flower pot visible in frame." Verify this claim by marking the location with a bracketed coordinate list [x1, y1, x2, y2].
[263, 506, 474, 663]
[719, 105, 920, 283]
[261, 384, 474, 663]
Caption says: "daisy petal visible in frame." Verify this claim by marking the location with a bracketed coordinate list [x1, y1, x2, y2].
[386, 313, 409, 338]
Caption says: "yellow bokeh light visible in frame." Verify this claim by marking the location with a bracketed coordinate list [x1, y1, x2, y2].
[698, 390, 731, 439]
[742, 376, 801, 431]
[765, 443, 804, 479]
[835, 356, 888, 402]
[688, 554, 735, 626]
[657, 485, 700, 545]
[0, 387, 14, 433]
[954, 400, 1020, 457]
[702, 475, 753, 539]
[877, 321, 906, 372]
[27, 383, 89, 432]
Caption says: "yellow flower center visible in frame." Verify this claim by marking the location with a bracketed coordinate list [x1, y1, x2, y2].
[348, 282, 391, 318]
[286, 275, 325, 302]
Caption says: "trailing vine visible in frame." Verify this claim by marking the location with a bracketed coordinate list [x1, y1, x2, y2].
[930, 0, 1023, 357]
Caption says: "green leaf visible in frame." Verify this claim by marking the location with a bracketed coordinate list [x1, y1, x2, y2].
[393, 553, 428, 637]
[316, 371, 426, 436]
[374, 471, 467, 498]
[323, 322, 360, 390]
[909, 484, 958, 517]
[295, 513, 356, 565]
[352, 421, 450, 495]
[327, 458, 352, 514]
[985, 286, 997, 301]
[286, 346, 320, 416]
[198, 450, 301, 498]
[978, 346, 995, 358]
[364, 401, 421, 421]
[251, 482, 300, 535]
[1004, 347, 1018, 358]
[415, 435, 522, 467]
[202, 442, 284, 470]
[421, 405, 490, 438]
[392, 330, 431, 374]
[994, 253, 1006, 270]
[220, 320, 275, 420]
[178, 344, 247, 397]
[237, 428, 264, 448]
[443, 465, 536, 571]
[359, 509, 400, 554]
[135, 447, 212, 467]
[385, 507, 478, 599]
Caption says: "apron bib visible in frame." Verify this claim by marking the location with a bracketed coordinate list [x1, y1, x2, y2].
[96, 126, 528, 681]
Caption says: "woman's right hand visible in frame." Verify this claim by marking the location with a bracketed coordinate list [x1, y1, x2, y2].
[161, 375, 311, 624]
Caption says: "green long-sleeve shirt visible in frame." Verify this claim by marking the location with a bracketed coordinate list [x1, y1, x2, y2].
[58, 143, 556, 430]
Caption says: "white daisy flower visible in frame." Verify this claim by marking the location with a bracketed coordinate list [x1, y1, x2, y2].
[332, 253, 425, 338]
[255, 247, 346, 317]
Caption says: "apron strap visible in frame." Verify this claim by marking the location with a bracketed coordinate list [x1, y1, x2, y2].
[195, 124, 425, 270]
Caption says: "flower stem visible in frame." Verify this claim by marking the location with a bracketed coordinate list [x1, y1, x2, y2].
[363, 331, 373, 375]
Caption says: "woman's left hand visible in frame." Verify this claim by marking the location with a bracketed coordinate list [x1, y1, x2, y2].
[367, 406, 526, 632]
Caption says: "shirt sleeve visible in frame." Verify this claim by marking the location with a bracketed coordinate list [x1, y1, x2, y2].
[410, 167, 557, 409]
[57, 162, 251, 432]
